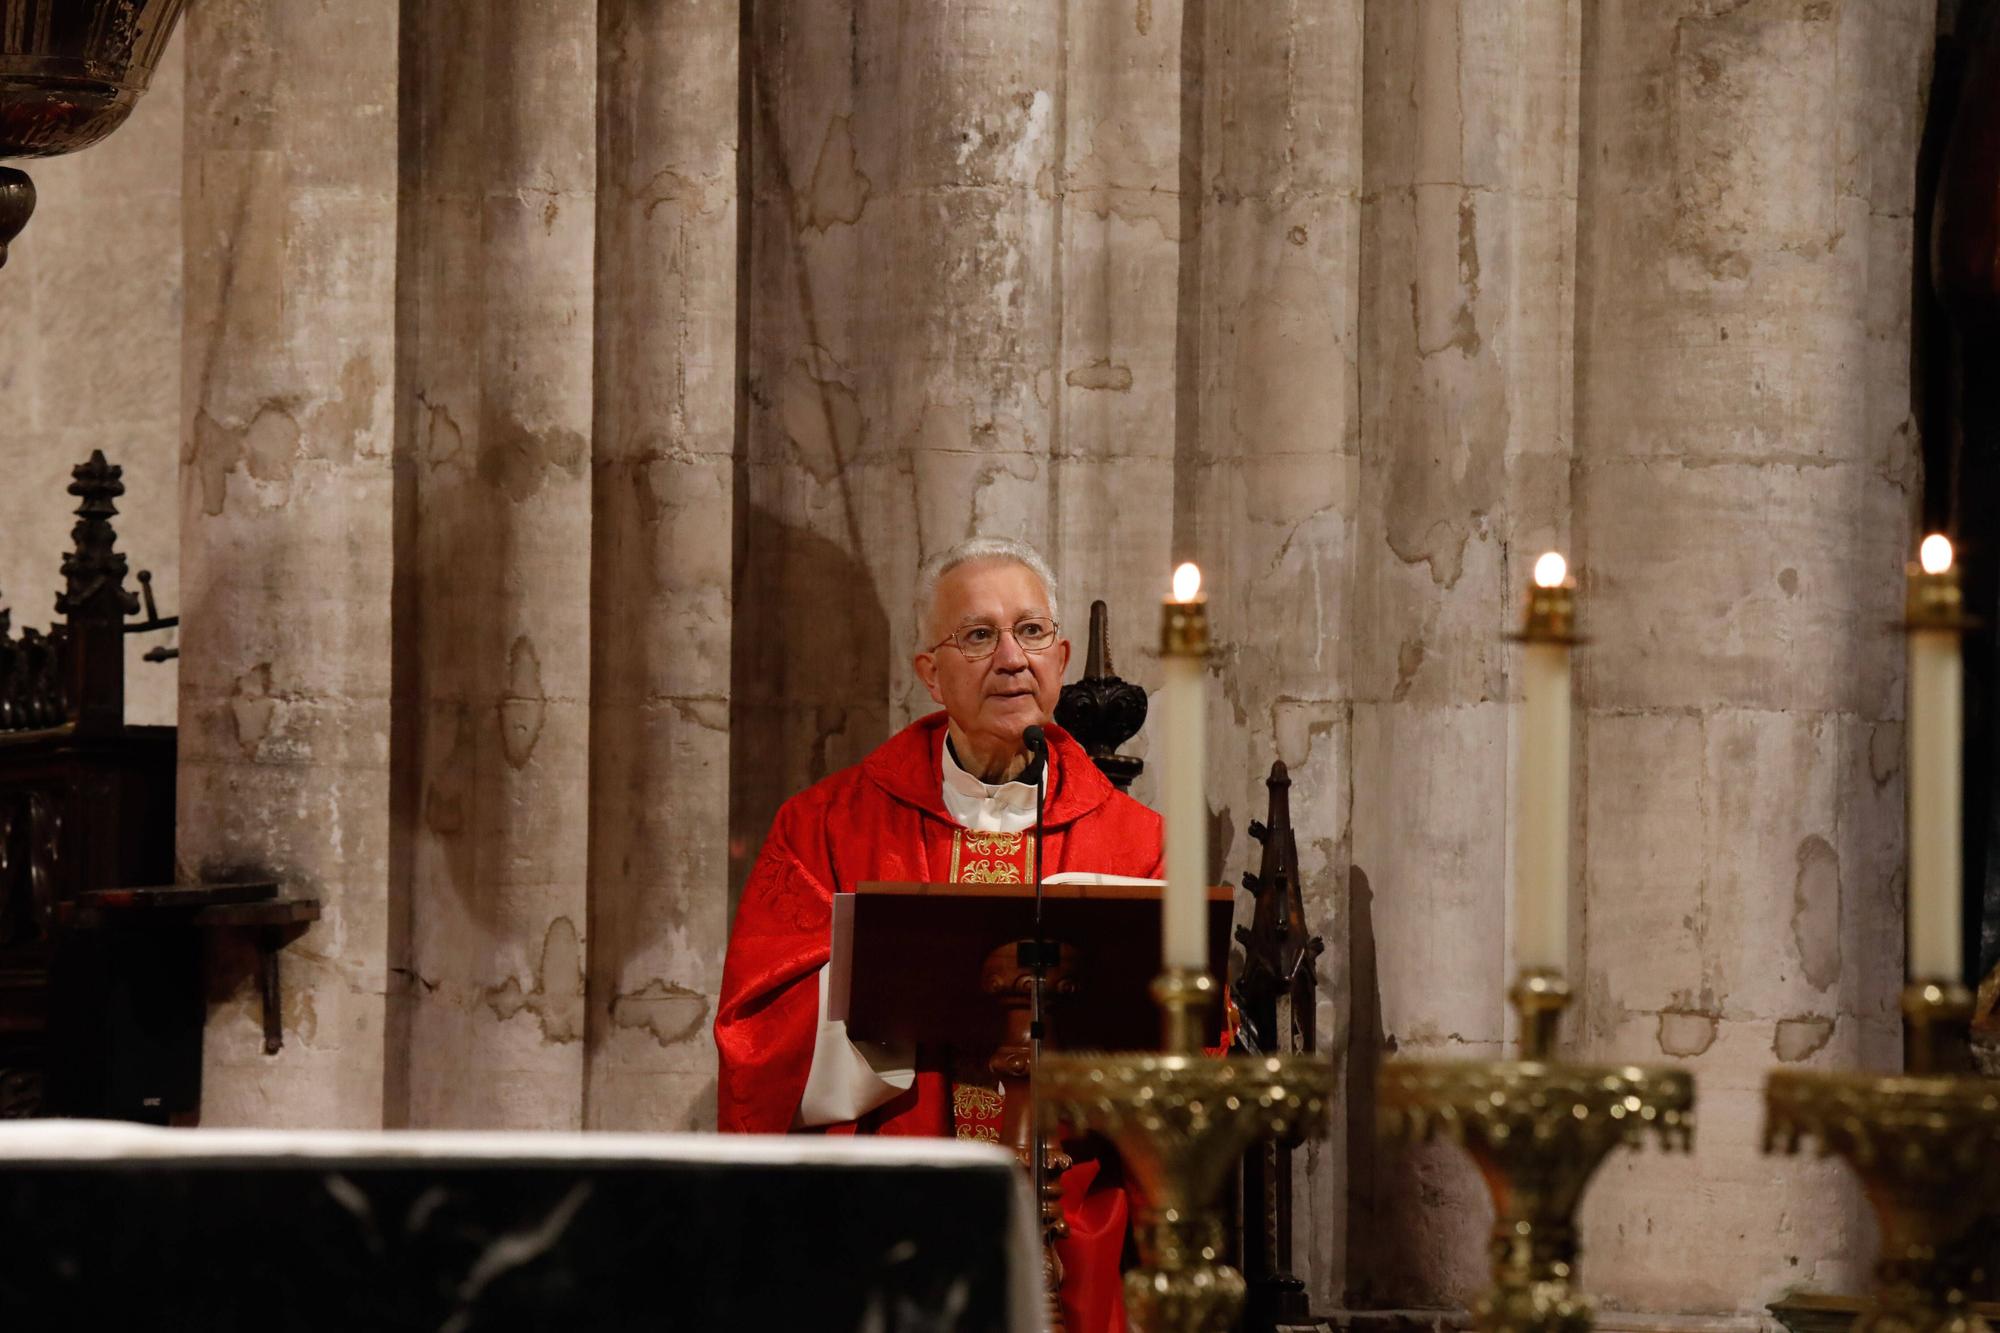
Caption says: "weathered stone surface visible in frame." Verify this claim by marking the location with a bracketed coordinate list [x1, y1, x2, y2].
[182, 0, 402, 1126]
[1344, 0, 1583, 1308]
[586, 0, 738, 1131]
[1581, 1084, 1875, 1314]
[9, 0, 1929, 1318]
[1574, 0, 1928, 1311]
[738, 0, 1081, 891]
[1057, 0, 1182, 703]
[1187, 4, 1364, 1294]
[397, 0, 597, 1130]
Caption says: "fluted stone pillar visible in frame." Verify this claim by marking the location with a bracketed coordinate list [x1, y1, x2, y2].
[1572, 1, 1928, 1313]
[181, 0, 402, 1126]
[736, 0, 884, 893]
[1052, 0, 1180, 695]
[168, 13, 1944, 1315]
[1188, 0, 1363, 1307]
[1347, 0, 1584, 1306]
[738, 0, 1068, 885]
[585, 0, 739, 1130]
[400, 0, 597, 1128]
[875, 0, 1065, 718]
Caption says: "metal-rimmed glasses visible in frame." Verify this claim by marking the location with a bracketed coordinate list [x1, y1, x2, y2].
[927, 617, 1060, 661]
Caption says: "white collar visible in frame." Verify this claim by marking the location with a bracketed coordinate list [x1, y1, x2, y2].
[940, 735, 1044, 833]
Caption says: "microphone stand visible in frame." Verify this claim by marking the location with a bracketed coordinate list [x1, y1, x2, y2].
[1023, 726, 1051, 1249]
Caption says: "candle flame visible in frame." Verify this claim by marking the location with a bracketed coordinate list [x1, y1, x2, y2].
[1532, 551, 1568, 589]
[1920, 533, 1954, 576]
[1172, 562, 1202, 602]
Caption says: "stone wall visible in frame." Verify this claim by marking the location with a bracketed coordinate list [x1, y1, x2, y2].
[1572, 1, 1927, 1310]
[0, 0, 1924, 1319]
[182, 0, 737, 1129]
[731, 0, 1931, 1317]
[181, 0, 404, 1126]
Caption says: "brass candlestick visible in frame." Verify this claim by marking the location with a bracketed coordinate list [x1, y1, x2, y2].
[1037, 570, 1336, 1330]
[1764, 983, 2000, 1333]
[1378, 972, 1696, 1333]
[1037, 970, 1337, 1332]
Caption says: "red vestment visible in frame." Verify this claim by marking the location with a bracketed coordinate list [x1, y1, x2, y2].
[716, 711, 1164, 1333]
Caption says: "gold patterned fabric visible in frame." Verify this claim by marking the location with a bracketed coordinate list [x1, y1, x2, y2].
[952, 1080, 1005, 1144]
[947, 829, 1035, 885]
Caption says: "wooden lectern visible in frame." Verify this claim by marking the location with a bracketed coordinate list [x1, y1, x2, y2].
[836, 882, 1235, 1054]
[835, 882, 1236, 1330]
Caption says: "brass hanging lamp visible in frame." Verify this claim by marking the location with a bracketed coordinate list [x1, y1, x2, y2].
[0, 0, 188, 266]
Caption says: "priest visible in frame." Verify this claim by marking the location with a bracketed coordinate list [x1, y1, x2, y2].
[715, 535, 1163, 1333]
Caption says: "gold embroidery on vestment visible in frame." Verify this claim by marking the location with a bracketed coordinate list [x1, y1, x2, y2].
[948, 829, 1035, 885]
[952, 1082, 1005, 1143]
[962, 830, 1022, 857]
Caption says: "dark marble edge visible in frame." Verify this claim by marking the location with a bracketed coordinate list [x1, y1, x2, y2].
[0, 1154, 1022, 1174]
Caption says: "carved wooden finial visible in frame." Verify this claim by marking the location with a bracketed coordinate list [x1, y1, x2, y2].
[56, 449, 140, 624]
[1053, 598, 1147, 790]
[1083, 600, 1113, 678]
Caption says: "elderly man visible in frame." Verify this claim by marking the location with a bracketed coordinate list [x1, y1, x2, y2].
[715, 536, 1162, 1332]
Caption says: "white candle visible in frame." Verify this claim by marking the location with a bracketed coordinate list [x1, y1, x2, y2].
[1515, 552, 1573, 975]
[1908, 534, 1963, 981]
[1162, 562, 1208, 971]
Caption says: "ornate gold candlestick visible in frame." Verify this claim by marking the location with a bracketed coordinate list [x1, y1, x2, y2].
[1037, 971, 1337, 1332]
[1378, 973, 1695, 1333]
[1764, 984, 2000, 1333]
[1033, 569, 1336, 1330]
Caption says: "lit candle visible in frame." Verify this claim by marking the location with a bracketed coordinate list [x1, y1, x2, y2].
[1515, 552, 1574, 976]
[1161, 562, 1208, 971]
[1907, 534, 1964, 982]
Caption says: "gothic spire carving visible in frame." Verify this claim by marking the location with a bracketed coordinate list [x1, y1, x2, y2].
[55, 449, 140, 626]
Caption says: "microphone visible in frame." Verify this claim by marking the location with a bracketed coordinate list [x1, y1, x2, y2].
[1020, 724, 1050, 971]
[1020, 724, 1048, 784]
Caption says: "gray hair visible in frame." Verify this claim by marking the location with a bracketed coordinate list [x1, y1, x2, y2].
[915, 537, 1062, 643]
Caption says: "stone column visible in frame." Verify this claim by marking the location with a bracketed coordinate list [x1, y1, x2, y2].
[736, 0, 1066, 888]
[875, 0, 1065, 719]
[1052, 0, 1180, 691]
[400, 0, 597, 1129]
[584, 0, 739, 1131]
[181, 0, 402, 1126]
[1188, 0, 1363, 1308]
[736, 0, 893, 894]
[1348, 0, 1583, 1306]
[1572, 1, 1928, 1314]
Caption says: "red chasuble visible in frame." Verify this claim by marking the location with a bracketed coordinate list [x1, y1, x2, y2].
[716, 711, 1164, 1333]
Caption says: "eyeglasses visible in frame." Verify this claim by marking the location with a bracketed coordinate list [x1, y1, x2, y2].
[928, 618, 1060, 661]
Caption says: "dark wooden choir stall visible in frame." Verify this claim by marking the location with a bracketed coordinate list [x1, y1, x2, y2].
[0, 450, 315, 1122]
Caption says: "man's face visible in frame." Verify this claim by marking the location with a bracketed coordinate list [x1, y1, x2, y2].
[913, 558, 1070, 753]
